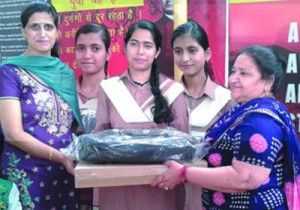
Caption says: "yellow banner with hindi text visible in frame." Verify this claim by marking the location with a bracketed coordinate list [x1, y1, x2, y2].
[52, 0, 144, 12]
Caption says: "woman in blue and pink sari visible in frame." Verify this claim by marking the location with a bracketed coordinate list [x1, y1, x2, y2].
[152, 45, 300, 209]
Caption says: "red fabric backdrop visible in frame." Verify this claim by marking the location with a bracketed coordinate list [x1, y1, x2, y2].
[229, 0, 300, 139]
[55, 0, 226, 84]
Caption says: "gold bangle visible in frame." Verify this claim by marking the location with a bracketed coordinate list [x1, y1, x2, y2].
[49, 148, 54, 161]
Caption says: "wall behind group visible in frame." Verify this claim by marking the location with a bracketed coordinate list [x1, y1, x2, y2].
[0, 0, 226, 83]
[229, 0, 300, 139]
[0, 0, 35, 61]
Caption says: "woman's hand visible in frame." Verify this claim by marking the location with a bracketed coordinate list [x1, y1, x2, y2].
[61, 155, 75, 175]
[151, 160, 184, 190]
[52, 149, 75, 175]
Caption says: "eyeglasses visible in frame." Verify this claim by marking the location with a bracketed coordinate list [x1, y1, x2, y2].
[26, 23, 56, 32]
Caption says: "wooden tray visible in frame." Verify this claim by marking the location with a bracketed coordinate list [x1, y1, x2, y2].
[75, 161, 207, 188]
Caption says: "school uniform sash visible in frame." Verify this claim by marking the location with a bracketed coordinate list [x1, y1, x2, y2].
[100, 76, 183, 123]
[189, 85, 231, 130]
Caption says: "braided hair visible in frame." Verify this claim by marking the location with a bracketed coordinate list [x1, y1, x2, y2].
[124, 20, 173, 124]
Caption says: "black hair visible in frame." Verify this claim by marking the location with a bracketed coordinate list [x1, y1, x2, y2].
[171, 20, 214, 80]
[124, 20, 173, 124]
[75, 23, 111, 78]
[236, 45, 285, 94]
[21, 1, 59, 57]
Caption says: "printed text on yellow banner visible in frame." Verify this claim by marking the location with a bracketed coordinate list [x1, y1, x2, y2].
[52, 0, 144, 12]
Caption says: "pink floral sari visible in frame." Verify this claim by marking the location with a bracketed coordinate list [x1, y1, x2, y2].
[205, 98, 300, 209]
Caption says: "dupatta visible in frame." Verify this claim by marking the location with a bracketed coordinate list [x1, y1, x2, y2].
[1, 56, 82, 128]
[205, 97, 300, 209]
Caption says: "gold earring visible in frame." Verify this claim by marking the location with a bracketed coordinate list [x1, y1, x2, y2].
[265, 90, 273, 98]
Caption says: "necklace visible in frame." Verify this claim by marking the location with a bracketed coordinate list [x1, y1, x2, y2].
[133, 80, 149, 86]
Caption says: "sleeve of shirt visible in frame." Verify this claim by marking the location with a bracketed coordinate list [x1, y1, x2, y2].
[169, 92, 189, 133]
[0, 65, 22, 99]
[8, 183, 22, 210]
[232, 113, 283, 169]
[94, 84, 112, 132]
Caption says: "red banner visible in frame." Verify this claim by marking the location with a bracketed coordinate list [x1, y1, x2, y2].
[56, 0, 226, 84]
[229, 1, 300, 138]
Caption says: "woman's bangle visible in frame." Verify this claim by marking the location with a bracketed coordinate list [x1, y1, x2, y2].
[179, 166, 188, 183]
[49, 148, 54, 161]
